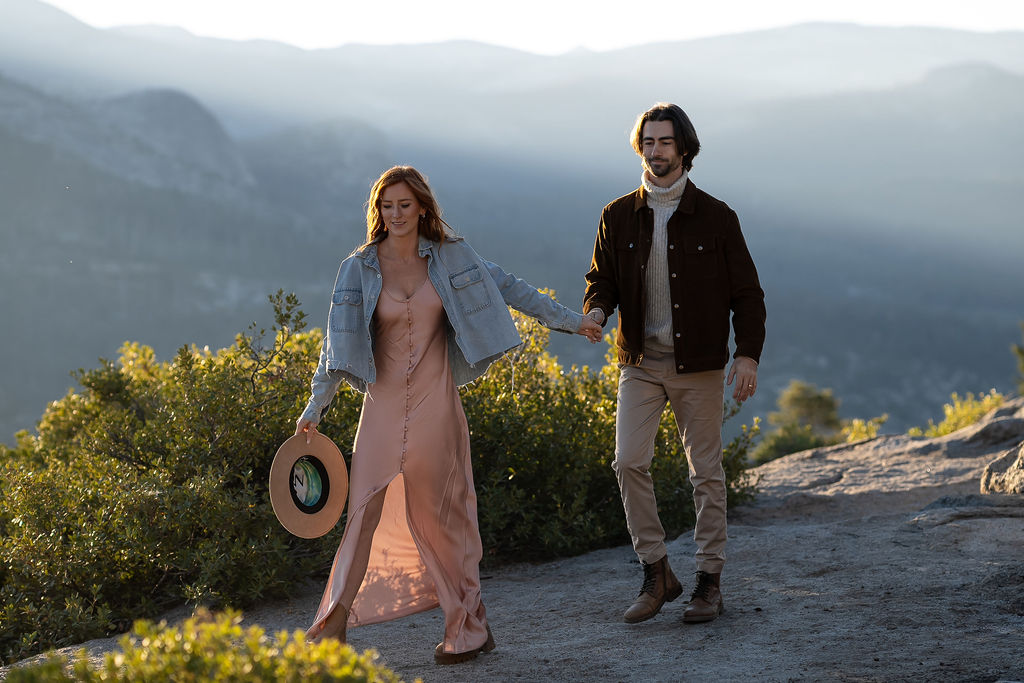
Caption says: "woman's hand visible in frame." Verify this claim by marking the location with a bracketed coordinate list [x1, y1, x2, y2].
[295, 418, 319, 444]
[577, 315, 603, 343]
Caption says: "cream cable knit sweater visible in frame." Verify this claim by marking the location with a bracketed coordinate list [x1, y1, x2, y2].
[641, 170, 688, 353]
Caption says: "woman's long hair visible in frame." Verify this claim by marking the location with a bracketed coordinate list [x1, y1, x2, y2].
[362, 166, 454, 249]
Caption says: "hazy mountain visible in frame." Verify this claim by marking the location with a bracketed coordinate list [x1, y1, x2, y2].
[1, 0, 1022, 442]
[240, 118, 392, 226]
[92, 89, 256, 197]
[0, 75, 381, 439]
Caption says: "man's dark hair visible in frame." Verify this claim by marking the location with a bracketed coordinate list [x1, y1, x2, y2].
[630, 103, 700, 171]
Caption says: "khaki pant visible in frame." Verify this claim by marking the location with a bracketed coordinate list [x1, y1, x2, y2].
[613, 357, 726, 573]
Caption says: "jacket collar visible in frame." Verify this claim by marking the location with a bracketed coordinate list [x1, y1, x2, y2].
[357, 234, 459, 267]
[633, 177, 696, 215]
[356, 242, 380, 270]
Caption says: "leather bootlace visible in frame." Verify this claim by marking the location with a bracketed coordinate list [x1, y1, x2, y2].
[690, 571, 714, 602]
[639, 562, 658, 596]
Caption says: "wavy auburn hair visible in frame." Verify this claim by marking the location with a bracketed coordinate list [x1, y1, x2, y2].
[362, 166, 453, 248]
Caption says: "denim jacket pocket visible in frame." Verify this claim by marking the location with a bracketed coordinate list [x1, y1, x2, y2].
[449, 264, 491, 314]
[329, 288, 363, 332]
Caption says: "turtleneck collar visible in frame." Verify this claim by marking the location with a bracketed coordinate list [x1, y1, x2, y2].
[642, 169, 688, 208]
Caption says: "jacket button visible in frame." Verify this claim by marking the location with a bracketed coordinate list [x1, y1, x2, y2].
[628, 242, 634, 248]
[673, 303, 679, 309]
[669, 244, 675, 249]
[698, 245, 704, 251]
[675, 333, 681, 338]
[678, 364, 684, 370]
[671, 273, 677, 278]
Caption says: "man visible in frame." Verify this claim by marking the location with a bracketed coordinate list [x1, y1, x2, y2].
[583, 103, 765, 624]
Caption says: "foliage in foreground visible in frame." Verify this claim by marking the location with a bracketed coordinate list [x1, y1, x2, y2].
[908, 389, 1006, 437]
[5, 610, 407, 683]
[0, 292, 759, 665]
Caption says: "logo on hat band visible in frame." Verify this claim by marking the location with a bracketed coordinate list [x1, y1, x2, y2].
[290, 455, 330, 514]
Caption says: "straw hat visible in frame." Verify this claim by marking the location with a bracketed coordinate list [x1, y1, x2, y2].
[269, 432, 348, 538]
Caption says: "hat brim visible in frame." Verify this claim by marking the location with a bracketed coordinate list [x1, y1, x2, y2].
[269, 432, 348, 539]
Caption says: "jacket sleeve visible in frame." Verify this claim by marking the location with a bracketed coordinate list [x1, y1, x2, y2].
[583, 210, 617, 326]
[481, 258, 583, 334]
[723, 209, 766, 363]
[299, 335, 345, 424]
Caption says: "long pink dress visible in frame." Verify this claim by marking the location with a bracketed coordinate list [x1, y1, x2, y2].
[308, 278, 490, 655]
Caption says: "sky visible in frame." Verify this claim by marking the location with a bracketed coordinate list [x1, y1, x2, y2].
[41, 0, 1024, 55]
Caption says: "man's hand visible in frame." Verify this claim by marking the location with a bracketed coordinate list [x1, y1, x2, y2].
[577, 314, 603, 343]
[295, 418, 319, 444]
[726, 356, 758, 402]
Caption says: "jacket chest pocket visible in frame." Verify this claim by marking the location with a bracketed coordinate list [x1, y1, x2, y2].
[682, 235, 719, 279]
[450, 264, 491, 314]
[329, 289, 363, 332]
[615, 231, 641, 254]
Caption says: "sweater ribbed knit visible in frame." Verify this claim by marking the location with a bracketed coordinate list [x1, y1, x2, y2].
[641, 170, 687, 354]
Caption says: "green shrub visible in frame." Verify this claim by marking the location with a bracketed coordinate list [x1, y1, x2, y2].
[1, 292, 758, 665]
[908, 390, 1005, 437]
[5, 609, 408, 682]
[464, 312, 759, 561]
[752, 380, 888, 463]
[0, 292, 353, 664]
[841, 414, 889, 442]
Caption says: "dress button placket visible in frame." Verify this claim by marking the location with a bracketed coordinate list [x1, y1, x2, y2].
[401, 300, 413, 470]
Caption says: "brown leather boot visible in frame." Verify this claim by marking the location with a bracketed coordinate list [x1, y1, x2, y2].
[623, 555, 684, 623]
[683, 571, 724, 623]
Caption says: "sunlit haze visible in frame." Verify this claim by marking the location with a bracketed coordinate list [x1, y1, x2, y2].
[40, 0, 1024, 54]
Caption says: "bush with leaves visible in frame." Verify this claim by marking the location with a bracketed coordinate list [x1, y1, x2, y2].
[840, 414, 889, 442]
[462, 310, 759, 561]
[5, 609, 408, 683]
[908, 390, 1005, 437]
[0, 292, 759, 665]
[0, 292, 359, 665]
[752, 380, 888, 463]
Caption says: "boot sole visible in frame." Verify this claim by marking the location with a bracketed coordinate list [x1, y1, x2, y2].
[682, 601, 725, 623]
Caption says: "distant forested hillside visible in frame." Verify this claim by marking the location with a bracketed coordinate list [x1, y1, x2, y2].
[1, 3, 1022, 439]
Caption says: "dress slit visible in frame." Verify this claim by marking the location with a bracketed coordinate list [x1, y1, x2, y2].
[308, 278, 490, 653]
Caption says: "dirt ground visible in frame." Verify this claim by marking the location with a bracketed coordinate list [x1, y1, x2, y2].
[5, 403, 1024, 682]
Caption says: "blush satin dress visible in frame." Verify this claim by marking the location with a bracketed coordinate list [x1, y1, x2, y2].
[308, 277, 490, 655]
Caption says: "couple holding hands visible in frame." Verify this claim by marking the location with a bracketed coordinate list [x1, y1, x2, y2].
[293, 103, 766, 664]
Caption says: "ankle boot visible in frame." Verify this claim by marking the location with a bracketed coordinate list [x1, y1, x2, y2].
[683, 571, 724, 623]
[623, 555, 684, 623]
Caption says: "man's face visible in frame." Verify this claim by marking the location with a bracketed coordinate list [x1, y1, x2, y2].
[640, 119, 685, 180]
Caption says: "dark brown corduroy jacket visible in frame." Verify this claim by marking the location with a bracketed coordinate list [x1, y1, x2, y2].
[583, 179, 766, 372]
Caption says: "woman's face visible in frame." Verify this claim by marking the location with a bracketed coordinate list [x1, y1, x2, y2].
[379, 182, 423, 240]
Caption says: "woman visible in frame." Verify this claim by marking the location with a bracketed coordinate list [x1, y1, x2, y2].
[295, 166, 602, 664]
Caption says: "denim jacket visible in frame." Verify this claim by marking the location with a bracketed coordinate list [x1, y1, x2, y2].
[300, 235, 583, 424]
